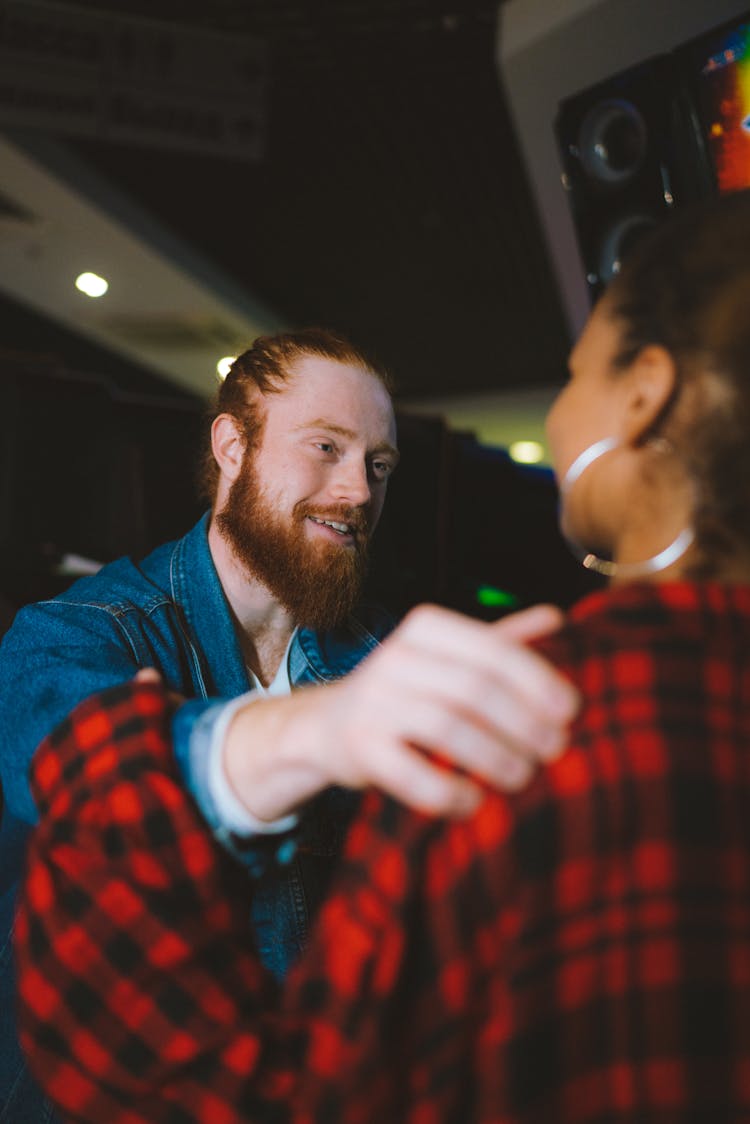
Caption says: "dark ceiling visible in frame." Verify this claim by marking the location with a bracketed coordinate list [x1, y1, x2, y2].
[4, 0, 572, 402]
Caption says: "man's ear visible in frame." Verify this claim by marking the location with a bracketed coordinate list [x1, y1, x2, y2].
[622, 345, 677, 446]
[211, 413, 246, 483]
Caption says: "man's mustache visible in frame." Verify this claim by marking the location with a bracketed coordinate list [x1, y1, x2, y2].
[295, 502, 371, 539]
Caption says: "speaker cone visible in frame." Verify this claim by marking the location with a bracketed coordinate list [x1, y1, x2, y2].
[598, 212, 657, 282]
[579, 99, 648, 187]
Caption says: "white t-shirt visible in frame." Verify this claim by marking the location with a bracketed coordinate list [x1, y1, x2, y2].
[206, 630, 300, 836]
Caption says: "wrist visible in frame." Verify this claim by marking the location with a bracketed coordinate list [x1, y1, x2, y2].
[222, 686, 333, 823]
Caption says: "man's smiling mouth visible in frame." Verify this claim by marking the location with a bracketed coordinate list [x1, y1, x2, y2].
[307, 516, 354, 536]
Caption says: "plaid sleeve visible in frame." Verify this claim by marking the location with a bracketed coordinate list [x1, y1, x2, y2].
[16, 674, 517, 1124]
[15, 681, 308, 1123]
[15, 681, 454, 1124]
[16, 678, 453, 1124]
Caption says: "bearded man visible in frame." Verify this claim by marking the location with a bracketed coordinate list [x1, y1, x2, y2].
[0, 328, 578, 1121]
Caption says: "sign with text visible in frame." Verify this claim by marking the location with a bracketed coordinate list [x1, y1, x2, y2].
[0, 0, 266, 159]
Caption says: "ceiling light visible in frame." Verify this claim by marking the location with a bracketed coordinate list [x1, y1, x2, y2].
[75, 271, 109, 298]
[509, 440, 545, 465]
[217, 356, 237, 379]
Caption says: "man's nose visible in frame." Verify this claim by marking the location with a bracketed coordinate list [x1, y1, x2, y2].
[330, 459, 371, 506]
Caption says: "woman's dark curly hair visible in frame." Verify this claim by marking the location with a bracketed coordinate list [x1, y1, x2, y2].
[604, 187, 750, 574]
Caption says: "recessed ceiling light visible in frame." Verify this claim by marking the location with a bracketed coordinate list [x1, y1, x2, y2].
[217, 356, 237, 379]
[509, 440, 545, 465]
[75, 271, 109, 298]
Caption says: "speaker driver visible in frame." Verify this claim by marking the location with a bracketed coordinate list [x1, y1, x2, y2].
[579, 99, 648, 187]
[597, 212, 658, 282]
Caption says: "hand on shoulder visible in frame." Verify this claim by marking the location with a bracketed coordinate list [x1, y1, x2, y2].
[223, 603, 580, 822]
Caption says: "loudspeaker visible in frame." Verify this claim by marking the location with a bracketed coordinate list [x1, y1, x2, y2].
[555, 52, 713, 300]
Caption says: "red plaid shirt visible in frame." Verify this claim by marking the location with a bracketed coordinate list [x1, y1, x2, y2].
[15, 581, 750, 1122]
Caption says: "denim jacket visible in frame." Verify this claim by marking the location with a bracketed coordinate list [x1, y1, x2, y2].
[0, 513, 392, 1118]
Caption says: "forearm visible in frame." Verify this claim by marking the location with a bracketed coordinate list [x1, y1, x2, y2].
[221, 683, 342, 823]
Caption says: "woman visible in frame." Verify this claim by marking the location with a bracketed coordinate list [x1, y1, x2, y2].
[15, 189, 750, 1122]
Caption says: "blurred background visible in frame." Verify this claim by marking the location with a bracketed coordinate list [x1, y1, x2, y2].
[1, 0, 749, 625]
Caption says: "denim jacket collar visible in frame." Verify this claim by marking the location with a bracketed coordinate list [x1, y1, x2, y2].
[169, 513, 250, 699]
[294, 617, 382, 683]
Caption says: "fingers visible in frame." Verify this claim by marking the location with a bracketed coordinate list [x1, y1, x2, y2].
[133, 668, 185, 709]
[373, 641, 565, 763]
[385, 604, 579, 754]
[489, 605, 579, 725]
[335, 676, 538, 798]
[134, 668, 162, 685]
[489, 602, 565, 643]
[391, 688, 538, 787]
[355, 737, 483, 817]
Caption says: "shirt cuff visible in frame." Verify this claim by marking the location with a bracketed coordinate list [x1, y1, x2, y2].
[207, 692, 299, 837]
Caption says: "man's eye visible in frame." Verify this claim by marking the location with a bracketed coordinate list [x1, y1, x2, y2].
[372, 460, 392, 479]
[315, 442, 335, 454]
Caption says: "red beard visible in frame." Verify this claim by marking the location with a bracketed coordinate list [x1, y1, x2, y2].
[216, 450, 371, 631]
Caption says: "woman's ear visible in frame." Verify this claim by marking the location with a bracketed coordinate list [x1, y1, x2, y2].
[211, 413, 246, 483]
[622, 345, 677, 446]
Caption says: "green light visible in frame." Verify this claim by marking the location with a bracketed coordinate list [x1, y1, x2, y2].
[476, 585, 519, 609]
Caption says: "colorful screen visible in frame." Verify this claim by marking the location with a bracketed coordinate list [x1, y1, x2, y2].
[697, 20, 750, 194]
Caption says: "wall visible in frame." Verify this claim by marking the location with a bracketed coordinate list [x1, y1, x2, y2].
[499, 0, 750, 336]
